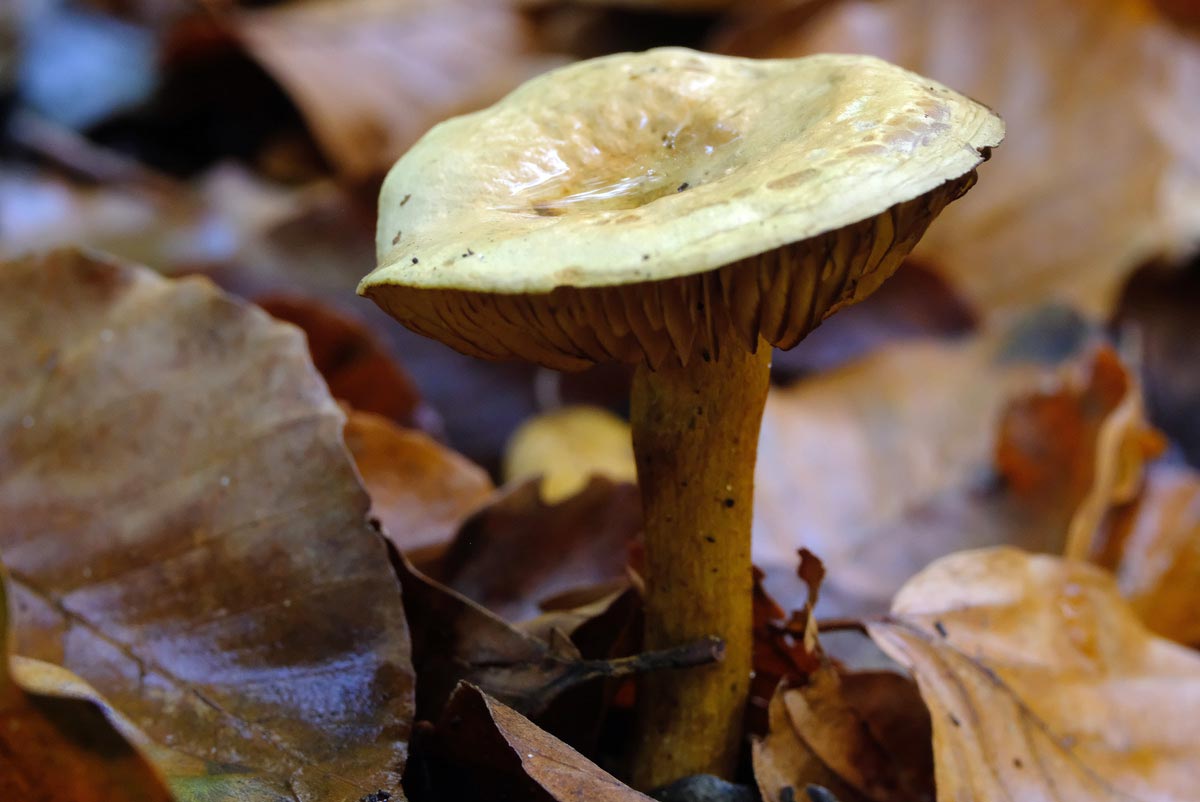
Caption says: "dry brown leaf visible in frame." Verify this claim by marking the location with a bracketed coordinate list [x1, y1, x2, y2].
[868, 547, 1200, 802]
[1099, 462, 1200, 645]
[435, 683, 654, 802]
[432, 478, 640, 622]
[0, 250, 413, 802]
[718, 0, 1200, 319]
[753, 681, 871, 802]
[503, 405, 637, 504]
[258, 294, 429, 429]
[996, 347, 1166, 560]
[753, 318, 1102, 616]
[0, 566, 175, 802]
[232, 0, 564, 179]
[344, 408, 494, 560]
[753, 669, 933, 802]
[397, 553, 717, 721]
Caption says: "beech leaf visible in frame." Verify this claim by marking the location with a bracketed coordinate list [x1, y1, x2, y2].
[0, 564, 175, 802]
[0, 250, 413, 802]
[434, 683, 654, 802]
[867, 547, 1200, 802]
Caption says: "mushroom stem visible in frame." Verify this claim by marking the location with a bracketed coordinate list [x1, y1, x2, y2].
[629, 336, 772, 788]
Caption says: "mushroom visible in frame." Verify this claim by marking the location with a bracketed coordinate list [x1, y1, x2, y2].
[359, 48, 1003, 787]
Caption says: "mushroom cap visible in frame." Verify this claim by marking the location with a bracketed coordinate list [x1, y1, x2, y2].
[361, 48, 1003, 370]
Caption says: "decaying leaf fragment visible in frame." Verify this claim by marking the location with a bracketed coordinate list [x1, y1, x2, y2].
[397, 553, 719, 720]
[996, 346, 1166, 560]
[0, 250, 413, 802]
[868, 547, 1200, 802]
[752, 551, 932, 802]
[258, 294, 429, 428]
[753, 670, 932, 802]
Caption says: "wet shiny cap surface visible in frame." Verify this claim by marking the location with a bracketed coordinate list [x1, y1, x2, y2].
[361, 48, 1003, 369]
[364, 48, 1001, 294]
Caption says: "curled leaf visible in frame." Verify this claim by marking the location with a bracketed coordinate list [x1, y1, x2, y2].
[434, 683, 654, 802]
[0, 564, 174, 802]
[753, 318, 1142, 616]
[1099, 462, 1200, 645]
[868, 547, 1200, 802]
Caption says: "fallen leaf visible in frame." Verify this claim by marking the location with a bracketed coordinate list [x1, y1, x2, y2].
[434, 683, 654, 802]
[753, 683, 871, 802]
[1097, 462, 1200, 645]
[0, 250, 413, 801]
[258, 294, 429, 429]
[397, 553, 717, 721]
[343, 408, 494, 561]
[432, 478, 641, 622]
[0, 565, 175, 802]
[753, 669, 933, 802]
[231, 0, 563, 179]
[503, 405, 637, 504]
[996, 347, 1166, 559]
[753, 315, 1132, 616]
[868, 547, 1200, 802]
[718, 0, 1200, 319]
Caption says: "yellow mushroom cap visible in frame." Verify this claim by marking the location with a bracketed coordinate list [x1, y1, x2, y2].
[360, 48, 1003, 370]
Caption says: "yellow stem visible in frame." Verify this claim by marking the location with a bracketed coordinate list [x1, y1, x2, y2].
[629, 337, 771, 788]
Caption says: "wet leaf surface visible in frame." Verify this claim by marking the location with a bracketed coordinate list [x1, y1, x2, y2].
[868, 547, 1200, 802]
[0, 566, 175, 802]
[0, 250, 413, 801]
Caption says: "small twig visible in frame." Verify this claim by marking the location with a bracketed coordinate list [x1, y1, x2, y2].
[816, 617, 870, 636]
[578, 636, 725, 681]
